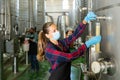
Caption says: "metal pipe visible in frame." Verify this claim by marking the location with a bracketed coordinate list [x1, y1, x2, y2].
[45, 11, 69, 13]
[29, 0, 31, 27]
[88, 0, 93, 11]
[88, 0, 93, 36]
[13, 56, 17, 74]
[26, 51, 29, 65]
[88, 0, 93, 68]
[5, 0, 11, 40]
[88, 22, 92, 36]
[5, 0, 7, 28]
[1, 8, 4, 25]
[96, 16, 112, 20]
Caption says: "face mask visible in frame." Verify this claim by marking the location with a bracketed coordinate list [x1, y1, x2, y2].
[52, 31, 60, 40]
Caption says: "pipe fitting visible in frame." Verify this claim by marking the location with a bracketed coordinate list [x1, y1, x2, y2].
[91, 58, 116, 75]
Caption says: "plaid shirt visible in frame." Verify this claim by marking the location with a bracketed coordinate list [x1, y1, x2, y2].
[45, 23, 87, 73]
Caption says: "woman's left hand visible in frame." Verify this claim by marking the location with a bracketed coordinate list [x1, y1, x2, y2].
[84, 11, 97, 23]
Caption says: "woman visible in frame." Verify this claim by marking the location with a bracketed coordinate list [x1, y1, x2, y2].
[37, 12, 101, 80]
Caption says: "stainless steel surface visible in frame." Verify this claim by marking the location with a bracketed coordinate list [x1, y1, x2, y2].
[1, 0, 120, 80]
[0, 0, 45, 79]
[45, 0, 73, 24]
[36, 0, 45, 30]
[0, 0, 4, 25]
[88, 0, 93, 11]
[57, 12, 70, 38]
[0, 0, 11, 39]
[19, 0, 30, 34]
[0, 0, 44, 33]
[89, 0, 120, 80]
[10, 0, 18, 38]
[91, 58, 115, 75]
[19, 0, 45, 32]
[33, 0, 37, 28]
[88, 0, 93, 36]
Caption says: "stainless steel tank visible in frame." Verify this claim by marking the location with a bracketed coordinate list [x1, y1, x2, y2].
[0, 0, 18, 39]
[36, 0, 45, 30]
[69, 0, 87, 28]
[19, 0, 29, 34]
[89, 0, 120, 80]
[57, 12, 70, 38]
[10, 0, 19, 37]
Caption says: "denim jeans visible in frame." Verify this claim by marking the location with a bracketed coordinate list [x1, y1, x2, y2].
[29, 54, 39, 71]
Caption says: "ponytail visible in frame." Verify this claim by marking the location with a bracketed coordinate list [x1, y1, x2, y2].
[37, 31, 48, 61]
[37, 22, 54, 61]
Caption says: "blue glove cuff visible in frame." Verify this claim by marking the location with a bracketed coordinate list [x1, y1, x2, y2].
[84, 17, 90, 23]
[85, 41, 91, 48]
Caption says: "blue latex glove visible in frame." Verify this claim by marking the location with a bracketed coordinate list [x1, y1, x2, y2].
[85, 35, 101, 48]
[84, 11, 97, 23]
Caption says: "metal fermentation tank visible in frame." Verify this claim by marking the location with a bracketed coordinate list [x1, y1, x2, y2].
[57, 12, 70, 38]
[90, 0, 120, 80]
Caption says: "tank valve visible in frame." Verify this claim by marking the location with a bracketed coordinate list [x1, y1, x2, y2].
[91, 58, 116, 75]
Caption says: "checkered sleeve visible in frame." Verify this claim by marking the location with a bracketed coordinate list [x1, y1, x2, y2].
[62, 23, 86, 46]
[45, 44, 87, 62]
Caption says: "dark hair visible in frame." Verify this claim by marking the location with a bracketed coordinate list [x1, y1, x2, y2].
[37, 22, 54, 61]
[66, 30, 74, 35]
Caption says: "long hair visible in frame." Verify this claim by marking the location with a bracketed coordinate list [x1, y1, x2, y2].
[37, 22, 54, 61]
